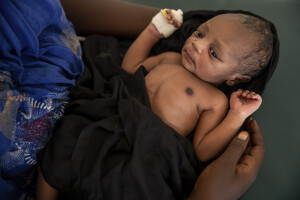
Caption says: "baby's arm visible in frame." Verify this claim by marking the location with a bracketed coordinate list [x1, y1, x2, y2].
[193, 90, 262, 162]
[121, 9, 182, 74]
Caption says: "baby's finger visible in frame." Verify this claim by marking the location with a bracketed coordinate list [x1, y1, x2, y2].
[174, 20, 181, 28]
[233, 89, 243, 96]
[246, 92, 261, 100]
[252, 94, 262, 101]
[246, 91, 256, 98]
[241, 90, 250, 97]
[164, 9, 172, 20]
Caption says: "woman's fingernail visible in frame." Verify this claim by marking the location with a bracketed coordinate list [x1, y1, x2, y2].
[238, 131, 249, 140]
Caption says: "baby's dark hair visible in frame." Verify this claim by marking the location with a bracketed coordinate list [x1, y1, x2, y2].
[233, 14, 274, 78]
[151, 9, 280, 97]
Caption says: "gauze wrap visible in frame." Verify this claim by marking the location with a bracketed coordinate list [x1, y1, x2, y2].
[151, 9, 183, 38]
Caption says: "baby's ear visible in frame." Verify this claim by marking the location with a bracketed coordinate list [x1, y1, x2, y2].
[226, 74, 251, 86]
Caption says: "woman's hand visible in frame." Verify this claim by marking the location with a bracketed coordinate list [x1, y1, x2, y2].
[188, 118, 265, 200]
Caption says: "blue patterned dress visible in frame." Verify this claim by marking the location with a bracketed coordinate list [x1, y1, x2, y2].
[0, 0, 84, 199]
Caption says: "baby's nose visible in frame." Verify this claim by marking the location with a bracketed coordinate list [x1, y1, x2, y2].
[192, 42, 203, 54]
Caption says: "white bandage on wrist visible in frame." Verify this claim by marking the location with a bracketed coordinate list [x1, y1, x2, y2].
[151, 9, 183, 38]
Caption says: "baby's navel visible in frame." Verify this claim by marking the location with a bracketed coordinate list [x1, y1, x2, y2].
[185, 87, 193, 96]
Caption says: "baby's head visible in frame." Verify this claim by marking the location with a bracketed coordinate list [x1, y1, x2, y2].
[181, 13, 273, 87]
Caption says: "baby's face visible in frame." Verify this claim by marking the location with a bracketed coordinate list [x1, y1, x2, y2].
[181, 14, 257, 86]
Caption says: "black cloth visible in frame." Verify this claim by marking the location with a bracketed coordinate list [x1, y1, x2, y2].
[38, 35, 200, 200]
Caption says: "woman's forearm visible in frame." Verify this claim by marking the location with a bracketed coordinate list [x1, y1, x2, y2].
[60, 0, 159, 37]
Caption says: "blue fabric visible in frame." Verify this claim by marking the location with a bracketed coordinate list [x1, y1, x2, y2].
[0, 0, 84, 198]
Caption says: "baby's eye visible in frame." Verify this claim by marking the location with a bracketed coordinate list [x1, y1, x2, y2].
[210, 49, 219, 59]
[194, 30, 204, 38]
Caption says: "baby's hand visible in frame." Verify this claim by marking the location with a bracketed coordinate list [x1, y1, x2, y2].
[151, 9, 183, 38]
[230, 89, 262, 119]
[163, 9, 182, 28]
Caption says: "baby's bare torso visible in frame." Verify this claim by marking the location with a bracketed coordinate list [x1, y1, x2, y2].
[145, 63, 221, 136]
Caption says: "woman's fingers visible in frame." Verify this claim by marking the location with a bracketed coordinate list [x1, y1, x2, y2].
[238, 120, 265, 178]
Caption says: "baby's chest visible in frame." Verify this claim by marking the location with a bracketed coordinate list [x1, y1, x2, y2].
[149, 81, 207, 136]
[146, 66, 210, 108]
[150, 76, 208, 116]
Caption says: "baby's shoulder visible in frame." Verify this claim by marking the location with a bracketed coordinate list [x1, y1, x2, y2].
[160, 51, 182, 65]
[195, 84, 228, 108]
[210, 88, 228, 108]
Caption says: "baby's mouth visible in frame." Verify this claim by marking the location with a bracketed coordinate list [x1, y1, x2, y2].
[184, 49, 195, 65]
